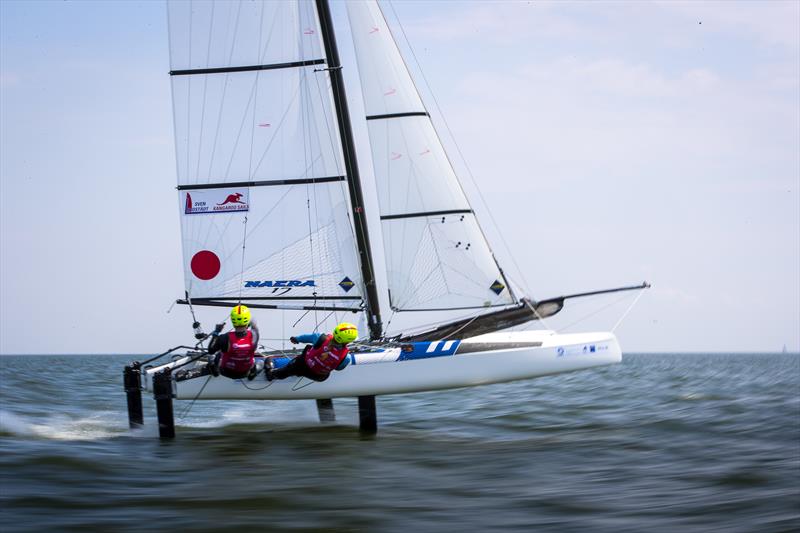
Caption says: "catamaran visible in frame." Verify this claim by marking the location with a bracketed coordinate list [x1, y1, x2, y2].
[123, 0, 648, 437]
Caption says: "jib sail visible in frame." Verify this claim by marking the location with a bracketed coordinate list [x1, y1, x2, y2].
[346, 0, 516, 313]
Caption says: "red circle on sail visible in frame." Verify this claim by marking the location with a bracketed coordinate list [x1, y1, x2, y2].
[190, 250, 221, 280]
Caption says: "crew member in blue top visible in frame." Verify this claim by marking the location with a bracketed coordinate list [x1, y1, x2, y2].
[266, 323, 357, 382]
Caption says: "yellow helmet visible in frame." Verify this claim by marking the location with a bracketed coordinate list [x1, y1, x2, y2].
[332, 322, 358, 344]
[230, 305, 251, 327]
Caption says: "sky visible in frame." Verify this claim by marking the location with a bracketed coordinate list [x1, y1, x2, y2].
[1, 0, 798, 355]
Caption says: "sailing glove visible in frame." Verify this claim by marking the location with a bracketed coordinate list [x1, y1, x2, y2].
[290, 336, 299, 344]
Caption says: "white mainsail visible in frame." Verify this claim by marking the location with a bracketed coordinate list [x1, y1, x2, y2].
[168, 0, 364, 307]
[346, 0, 516, 312]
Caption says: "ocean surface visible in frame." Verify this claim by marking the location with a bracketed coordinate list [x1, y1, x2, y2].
[0, 353, 798, 532]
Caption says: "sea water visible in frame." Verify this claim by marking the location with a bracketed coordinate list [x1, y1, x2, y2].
[0, 353, 798, 532]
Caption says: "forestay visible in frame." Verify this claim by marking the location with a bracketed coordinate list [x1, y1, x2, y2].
[168, 0, 363, 309]
[346, 0, 515, 312]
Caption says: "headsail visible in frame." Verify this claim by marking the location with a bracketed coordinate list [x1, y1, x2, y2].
[346, 0, 516, 312]
[168, 0, 364, 310]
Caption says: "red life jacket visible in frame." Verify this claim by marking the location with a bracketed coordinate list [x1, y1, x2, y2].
[220, 330, 256, 373]
[304, 334, 348, 376]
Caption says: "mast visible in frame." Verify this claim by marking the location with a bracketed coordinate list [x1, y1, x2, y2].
[315, 0, 383, 340]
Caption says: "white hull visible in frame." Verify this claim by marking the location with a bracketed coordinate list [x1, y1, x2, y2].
[143, 331, 621, 400]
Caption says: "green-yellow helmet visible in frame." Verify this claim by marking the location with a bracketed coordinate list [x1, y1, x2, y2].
[230, 305, 251, 327]
[332, 322, 358, 344]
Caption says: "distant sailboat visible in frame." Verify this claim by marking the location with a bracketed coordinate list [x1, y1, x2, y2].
[123, 0, 648, 437]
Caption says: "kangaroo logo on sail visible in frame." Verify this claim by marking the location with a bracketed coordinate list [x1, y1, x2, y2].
[184, 188, 249, 215]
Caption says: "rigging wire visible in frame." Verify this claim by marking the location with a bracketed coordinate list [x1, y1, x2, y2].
[231, 227, 250, 307]
[433, 313, 482, 342]
[384, 309, 397, 335]
[612, 288, 646, 333]
[298, 29, 320, 333]
[236, 215, 249, 305]
[558, 292, 637, 333]
[297, 4, 313, 335]
[179, 374, 213, 421]
[314, 310, 337, 331]
[522, 297, 555, 333]
[293, 308, 312, 328]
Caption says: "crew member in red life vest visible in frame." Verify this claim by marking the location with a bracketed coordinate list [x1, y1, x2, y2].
[266, 322, 358, 382]
[207, 305, 260, 380]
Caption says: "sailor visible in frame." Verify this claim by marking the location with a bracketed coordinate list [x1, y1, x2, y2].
[207, 305, 260, 380]
[266, 323, 358, 382]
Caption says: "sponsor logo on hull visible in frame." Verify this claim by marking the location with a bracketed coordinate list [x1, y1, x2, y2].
[556, 344, 609, 357]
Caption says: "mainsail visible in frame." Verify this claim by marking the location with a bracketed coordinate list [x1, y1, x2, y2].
[345, 0, 516, 313]
[168, 0, 366, 312]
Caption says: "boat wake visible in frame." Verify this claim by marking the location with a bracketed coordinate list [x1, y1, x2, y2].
[0, 400, 345, 441]
[175, 399, 329, 429]
[0, 409, 126, 441]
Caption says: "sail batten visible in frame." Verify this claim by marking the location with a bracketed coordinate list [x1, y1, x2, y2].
[366, 111, 429, 121]
[192, 296, 362, 301]
[380, 209, 473, 221]
[178, 298, 362, 313]
[177, 176, 345, 191]
[170, 58, 326, 76]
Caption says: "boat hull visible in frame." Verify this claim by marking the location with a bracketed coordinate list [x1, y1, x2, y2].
[142, 331, 621, 400]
